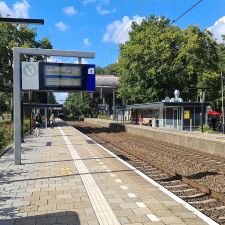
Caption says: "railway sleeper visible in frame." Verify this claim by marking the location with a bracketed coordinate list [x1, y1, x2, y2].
[164, 183, 188, 189]
[179, 192, 208, 199]
[147, 173, 167, 178]
[159, 180, 181, 184]
[172, 188, 197, 193]
[187, 198, 217, 204]
[202, 205, 225, 211]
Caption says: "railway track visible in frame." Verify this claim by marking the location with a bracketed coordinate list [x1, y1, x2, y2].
[68, 121, 225, 224]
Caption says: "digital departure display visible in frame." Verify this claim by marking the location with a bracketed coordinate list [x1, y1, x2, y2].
[44, 64, 82, 88]
[38, 62, 96, 91]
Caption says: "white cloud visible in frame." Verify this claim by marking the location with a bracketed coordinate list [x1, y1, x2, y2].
[63, 6, 77, 16]
[96, 5, 110, 15]
[0, 0, 30, 18]
[83, 0, 96, 5]
[103, 15, 144, 44]
[55, 21, 70, 31]
[83, 38, 91, 46]
[208, 16, 225, 43]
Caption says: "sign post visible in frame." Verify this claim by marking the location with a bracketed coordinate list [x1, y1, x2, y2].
[13, 47, 95, 165]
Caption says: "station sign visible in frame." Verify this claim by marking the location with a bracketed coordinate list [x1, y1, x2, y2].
[22, 62, 95, 92]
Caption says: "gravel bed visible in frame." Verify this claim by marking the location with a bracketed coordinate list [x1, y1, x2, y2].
[78, 122, 225, 194]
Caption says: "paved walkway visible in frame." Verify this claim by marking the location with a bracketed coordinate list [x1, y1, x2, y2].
[0, 120, 218, 225]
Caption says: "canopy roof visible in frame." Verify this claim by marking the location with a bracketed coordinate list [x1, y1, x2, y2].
[96, 75, 119, 88]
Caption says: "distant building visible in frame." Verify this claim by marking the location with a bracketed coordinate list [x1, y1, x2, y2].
[94, 75, 119, 118]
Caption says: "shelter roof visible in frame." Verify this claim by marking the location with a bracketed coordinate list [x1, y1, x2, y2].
[23, 103, 64, 109]
[127, 102, 210, 109]
[96, 75, 119, 88]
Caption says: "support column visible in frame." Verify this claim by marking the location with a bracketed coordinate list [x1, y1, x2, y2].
[78, 57, 83, 98]
[13, 49, 21, 165]
[45, 108, 47, 128]
[113, 87, 115, 120]
[28, 91, 32, 134]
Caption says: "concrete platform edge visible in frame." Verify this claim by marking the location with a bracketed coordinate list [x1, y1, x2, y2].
[84, 118, 225, 158]
[73, 121, 219, 225]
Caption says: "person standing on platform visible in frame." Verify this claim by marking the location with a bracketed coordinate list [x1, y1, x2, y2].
[34, 109, 41, 137]
[49, 113, 55, 129]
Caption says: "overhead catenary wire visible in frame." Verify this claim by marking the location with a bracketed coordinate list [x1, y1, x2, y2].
[169, 0, 204, 25]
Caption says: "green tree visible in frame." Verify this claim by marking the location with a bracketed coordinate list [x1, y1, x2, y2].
[104, 63, 118, 75]
[0, 92, 8, 113]
[65, 93, 98, 117]
[0, 23, 52, 91]
[117, 16, 219, 104]
[96, 63, 118, 75]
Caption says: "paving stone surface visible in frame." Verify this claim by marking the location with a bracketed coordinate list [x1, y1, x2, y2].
[0, 120, 214, 225]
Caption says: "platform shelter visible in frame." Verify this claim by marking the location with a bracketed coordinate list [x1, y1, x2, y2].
[127, 101, 210, 131]
[94, 75, 119, 119]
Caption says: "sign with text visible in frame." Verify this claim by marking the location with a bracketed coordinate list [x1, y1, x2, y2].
[21, 62, 96, 92]
[39, 62, 95, 91]
[184, 110, 190, 119]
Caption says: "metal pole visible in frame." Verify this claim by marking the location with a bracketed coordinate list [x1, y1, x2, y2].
[28, 91, 32, 134]
[45, 108, 47, 128]
[201, 90, 204, 133]
[78, 57, 83, 99]
[113, 86, 116, 121]
[13, 49, 21, 165]
[221, 71, 224, 134]
[44, 56, 48, 128]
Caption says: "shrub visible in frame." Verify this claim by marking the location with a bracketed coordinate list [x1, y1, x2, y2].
[198, 124, 213, 132]
[0, 128, 7, 150]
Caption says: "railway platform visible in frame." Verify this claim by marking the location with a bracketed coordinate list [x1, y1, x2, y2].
[0, 119, 218, 225]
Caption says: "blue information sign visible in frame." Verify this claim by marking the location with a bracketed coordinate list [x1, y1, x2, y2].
[39, 62, 95, 91]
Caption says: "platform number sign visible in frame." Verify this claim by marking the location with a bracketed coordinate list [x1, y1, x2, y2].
[88, 68, 95, 75]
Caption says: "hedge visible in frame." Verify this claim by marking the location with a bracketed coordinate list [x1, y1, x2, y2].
[0, 120, 30, 155]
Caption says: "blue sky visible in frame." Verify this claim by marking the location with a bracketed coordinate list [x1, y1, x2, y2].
[2, 0, 225, 67]
[1, 0, 225, 101]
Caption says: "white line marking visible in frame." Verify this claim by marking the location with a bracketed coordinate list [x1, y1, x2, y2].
[94, 157, 99, 159]
[115, 179, 122, 183]
[147, 214, 160, 222]
[136, 202, 147, 208]
[99, 162, 104, 165]
[127, 193, 137, 198]
[75, 125, 219, 225]
[102, 165, 107, 168]
[58, 126, 120, 225]
[120, 186, 129, 190]
[96, 159, 100, 161]
[106, 169, 111, 172]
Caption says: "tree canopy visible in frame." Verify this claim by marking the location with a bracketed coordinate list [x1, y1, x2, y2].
[64, 93, 98, 117]
[0, 23, 52, 92]
[117, 16, 221, 105]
